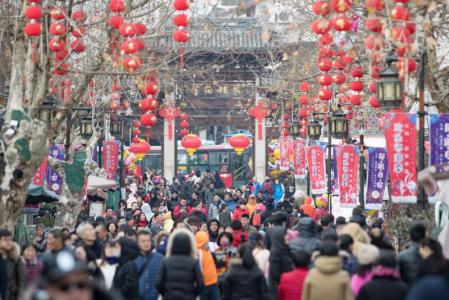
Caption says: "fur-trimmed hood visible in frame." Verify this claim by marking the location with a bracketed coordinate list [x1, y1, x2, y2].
[166, 228, 197, 259]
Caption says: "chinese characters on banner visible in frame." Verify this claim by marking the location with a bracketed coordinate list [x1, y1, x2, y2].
[46, 145, 64, 195]
[293, 139, 307, 179]
[102, 141, 119, 180]
[430, 114, 449, 165]
[279, 136, 292, 170]
[336, 145, 359, 207]
[306, 145, 327, 194]
[32, 157, 48, 186]
[384, 113, 417, 203]
[365, 147, 388, 209]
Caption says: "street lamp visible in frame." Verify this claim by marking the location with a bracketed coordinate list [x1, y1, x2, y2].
[376, 55, 403, 108]
[330, 110, 349, 140]
[39, 96, 57, 123]
[110, 121, 121, 136]
[80, 117, 93, 139]
[307, 119, 322, 140]
[289, 122, 301, 139]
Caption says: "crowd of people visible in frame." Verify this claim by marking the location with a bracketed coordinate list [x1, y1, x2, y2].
[1, 170, 449, 300]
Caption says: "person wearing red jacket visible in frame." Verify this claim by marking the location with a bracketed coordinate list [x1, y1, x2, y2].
[278, 250, 310, 300]
[229, 220, 249, 248]
[173, 198, 193, 220]
[232, 200, 249, 221]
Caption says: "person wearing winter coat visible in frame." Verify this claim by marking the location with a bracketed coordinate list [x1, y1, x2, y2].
[173, 198, 193, 220]
[356, 250, 408, 300]
[268, 226, 294, 300]
[339, 234, 359, 277]
[98, 240, 121, 290]
[208, 194, 222, 221]
[247, 195, 258, 216]
[251, 233, 270, 276]
[339, 222, 370, 259]
[351, 244, 379, 296]
[417, 238, 449, 278]
[398, 223, 426, 286]
[290, 217, 321, 255]
[232, 200, 249, 221]
[278, 250, 310, 300]
[223, 243, 268, 300]
[302, 241, 354, 300]
[230, 220, 249, 248]
[156, 228, 204, 300]
[273, 179, 285, 203]
[112, 237, 140, 300]
[0, 229, 23, 300]
[195, 231, 220, 300]
[22, 244, 43, 288]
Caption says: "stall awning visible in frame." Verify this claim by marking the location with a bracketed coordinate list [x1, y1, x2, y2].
[86, 176, 119, 200]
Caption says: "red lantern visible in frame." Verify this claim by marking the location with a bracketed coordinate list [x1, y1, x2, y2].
[180, 112, 188, 120]
[173, 30, 189, 43]
[181, 134, 202, 156]
[369, 95, 380, 108]
[119, 23, 136, 37]
[181, 128, 189, 136]
[369, 81, 376, 93]
[312, 1, 330, 15]
[365, 17, 383, 33]
[122, 56, 141, 72]
[109, 0, 125, 12]
[318, 47, 334, 58]
[50, 8, 65, 20]
[25, 6, 42, 19]
[391, 27, 411, 41]
[53, 63, 69, 75]
[72, 27, 86, 38]
[371, 66, 381, 79]
[332, 15, 352, 31]
[173, 14, 189, 27]
[331, 0, 351, 13]
[350, 66, 364, 78]
[319, 88, 332, 100]
[49, 22, 66, 35]
[319, 33, 333, 45]
[145, 81, 159, 95]
[398, 58, 417, 73]
[108, 16, 124, 29]
[405, 22, 416, 34]
[141, 112, 157, 127]
[311, 18, 331, 35]
[72, 11, 87, 22]
[365, 0, 385, 12]
[132, 137, 140, 143]
[70, 39, 85, 53]
[49, 38, 65, 52]
[364, 35, 383, 51]
[129, 140, 150, 160]
[333, 73, 346, 85]
[298, 95, 309, 105]
[332, 59, 346, 71]
[24, 23, 41, 37]
[55, 48, 68, 61]
[345, 113, 353, 120]
[120, 39, 139, 54]
[299, 82, 310, 92]
[318, 74, 332, 86]
[110, 102, 120, 110]
[350, 94, 362, 106]
[132, 128, 141, 136]
[318, 58, 332, 71]
[134, 24, 147, 35]
[229, 134, 251, 155]
[349, 81, 364, 92]
[391, 6, 410, 21]
[180, 119, 189, 128]
[174, 0, 189, 10]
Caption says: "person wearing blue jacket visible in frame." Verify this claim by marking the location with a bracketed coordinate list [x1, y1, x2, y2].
[273, 178, 285, 204]
[135, 230, 164, 300]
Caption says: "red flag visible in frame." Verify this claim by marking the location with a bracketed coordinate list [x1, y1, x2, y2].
[293, 139, 307, 179]
[279, 136, 292, 170]
[306, 145, 327, 195]
[336, 145, 359, 207]
[102, 141, 119, 180]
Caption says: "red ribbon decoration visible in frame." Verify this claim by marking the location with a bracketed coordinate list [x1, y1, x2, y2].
[159, 106, 180, 140]
[249, 101, 270, 140]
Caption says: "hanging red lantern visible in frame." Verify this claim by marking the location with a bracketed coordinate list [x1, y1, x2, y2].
[141, 112, 157, 127]
[120, 39, 139, 54]
[180, 119, 189, 128]
[129, 140, 150, 160]
[109, 0, 125, 12]
[311, 18, 331, 35]
[318, 47, 334, 58]
[134, 24, 147, 35]
[298, 95, 309, 105]
[49, 38, 65, 52]
[369, 95, 380, 108]
[173, 14, 189, 27]
[145, 81, 159, 95]
[181, 128, 189, 136]
[25, 6, 42, 19]
[349, 81, 364, 92]
[122, 56, 141, 72]
[339, 95, 350, 103]
[350, 66, 364, 78]
[299, 82, 310, 92]
[110, 102, 120, 110]
[132, 128, 141, 136]
[72, 27, 86, 38]
[318, 58, 332, 71]
[371, 66, 381, 79]
[312, 1, 330, 15]
[365, 0, 385, 12]
[398, 58, 417, 73]
[405, 22, 416, 34]
[53, 63, 69, 75]
[133, 120, 140, 128]
[49, 22, 66, 35]
[346, 113, 353, 120]
[331, 0, 351, 13]
[391, 6, 410, 21]
[173, 30, 189, 43]
[364, 35, 384, 51]
[319, 33, 333, 45]
[318, 74, 332, 86]
[318, 88, 332, 100]
[108, 16, 125, 29]
[298, 108, 309, 118]
[365, 17, 383, 33]
[181, 134, 202, 156]
[180, 112, 188, 120]
[333, 73, 346, 85]
[332, 59, 346, 70]
[24, 23, 41, 37]
[332, 15, 352, 31]
[132, 137, 140, 143]
[350, 94, 362, 106]
[50, 8, 65, 20]
[119, 23, 136, 37]
[72, 11, 87, 22]
[229, 134, 251, 155]
[54, 48, 68, 61]
[70, 39, 85, 53]
[341, 54, 354, 65]
[391, 27, 411, 41]
[174, 0, 190, 10]
[145, 128, 152, 139]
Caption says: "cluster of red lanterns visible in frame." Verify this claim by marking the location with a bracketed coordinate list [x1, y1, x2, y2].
[108, 0, 147, 72]
[281, 113, 290, 137]
[138, 77, 160, 139]
[24, 0, 43, 37]
[172, 0, 190, 43]
[179, 112, 190, 136]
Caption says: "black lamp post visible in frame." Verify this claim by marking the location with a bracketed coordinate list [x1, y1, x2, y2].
[80, 117, 93, 140]
[39, 96, 57, 123]
[376, 55, 403, 108]
[307, 119, 322, 140]
[330, 110, 349, 140]
[289, 122, 301, 139]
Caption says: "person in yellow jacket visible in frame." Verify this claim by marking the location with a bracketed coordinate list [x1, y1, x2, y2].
[195, 231, 221, 300]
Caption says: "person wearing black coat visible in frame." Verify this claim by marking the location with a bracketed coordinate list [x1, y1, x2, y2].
[155, 228, 204, 300]
[223, 243, 268, 300]
[268, 226, 293, 300]
[112, 238, 140, 300]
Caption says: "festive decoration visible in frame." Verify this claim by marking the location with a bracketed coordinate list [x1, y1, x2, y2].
[160, 106, 180, 140]
[140, 112, 157, 127]
[229, 134, 250, 155]
[129, 140, 150, 160]
[249, 101, 270, 140]
[181, 134, 201, 156]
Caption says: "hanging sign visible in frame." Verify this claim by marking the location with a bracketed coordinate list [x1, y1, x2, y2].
[293, 139, 307, 179]
[336, 145, 359, 207]
[384, 113, 417, 203]
[32, 157, 48, 186]
[103, 140, 119, 180]
[430, 114, 449, 165]
[279, 136, 292, 170]
[46, 145, 64, 195]
[365, 147, 388, 209]
[306, 145, 327, 194]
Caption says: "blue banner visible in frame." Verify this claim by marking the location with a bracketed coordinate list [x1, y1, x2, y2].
[365, 147, 388, 209]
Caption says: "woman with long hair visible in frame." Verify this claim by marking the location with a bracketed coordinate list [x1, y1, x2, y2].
[98, 241, 121, 289]
[251, 232, 270, 276]
[418, 238, 449, 278]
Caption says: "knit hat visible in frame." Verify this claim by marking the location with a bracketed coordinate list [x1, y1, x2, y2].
[357, 244, 380, 265]
[256, 203, 266, 212]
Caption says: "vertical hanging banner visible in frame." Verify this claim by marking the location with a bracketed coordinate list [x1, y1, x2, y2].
[103, 140, 119, 180]
[306, 145, 327, 194]
[279, 136, 292, 170]
[33, 157, 48, 186]
[46, 145, 64, 195]
[384, 113, 417, 203]
[365, 147, 388, 209]
[430, 114, 449, 165]
[293, 139, 307, 179]
[336, 145, 359, 207]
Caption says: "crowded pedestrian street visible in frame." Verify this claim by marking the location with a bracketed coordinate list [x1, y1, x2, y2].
[1, 0, 449, 299]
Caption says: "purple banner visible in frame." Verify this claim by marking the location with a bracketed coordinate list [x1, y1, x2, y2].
[46, 145, 64, 195]
[430, 114, 449, 165]
[365, 147, 388, 209]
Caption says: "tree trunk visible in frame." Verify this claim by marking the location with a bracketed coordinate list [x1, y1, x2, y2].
[53, 189, 84, 230]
